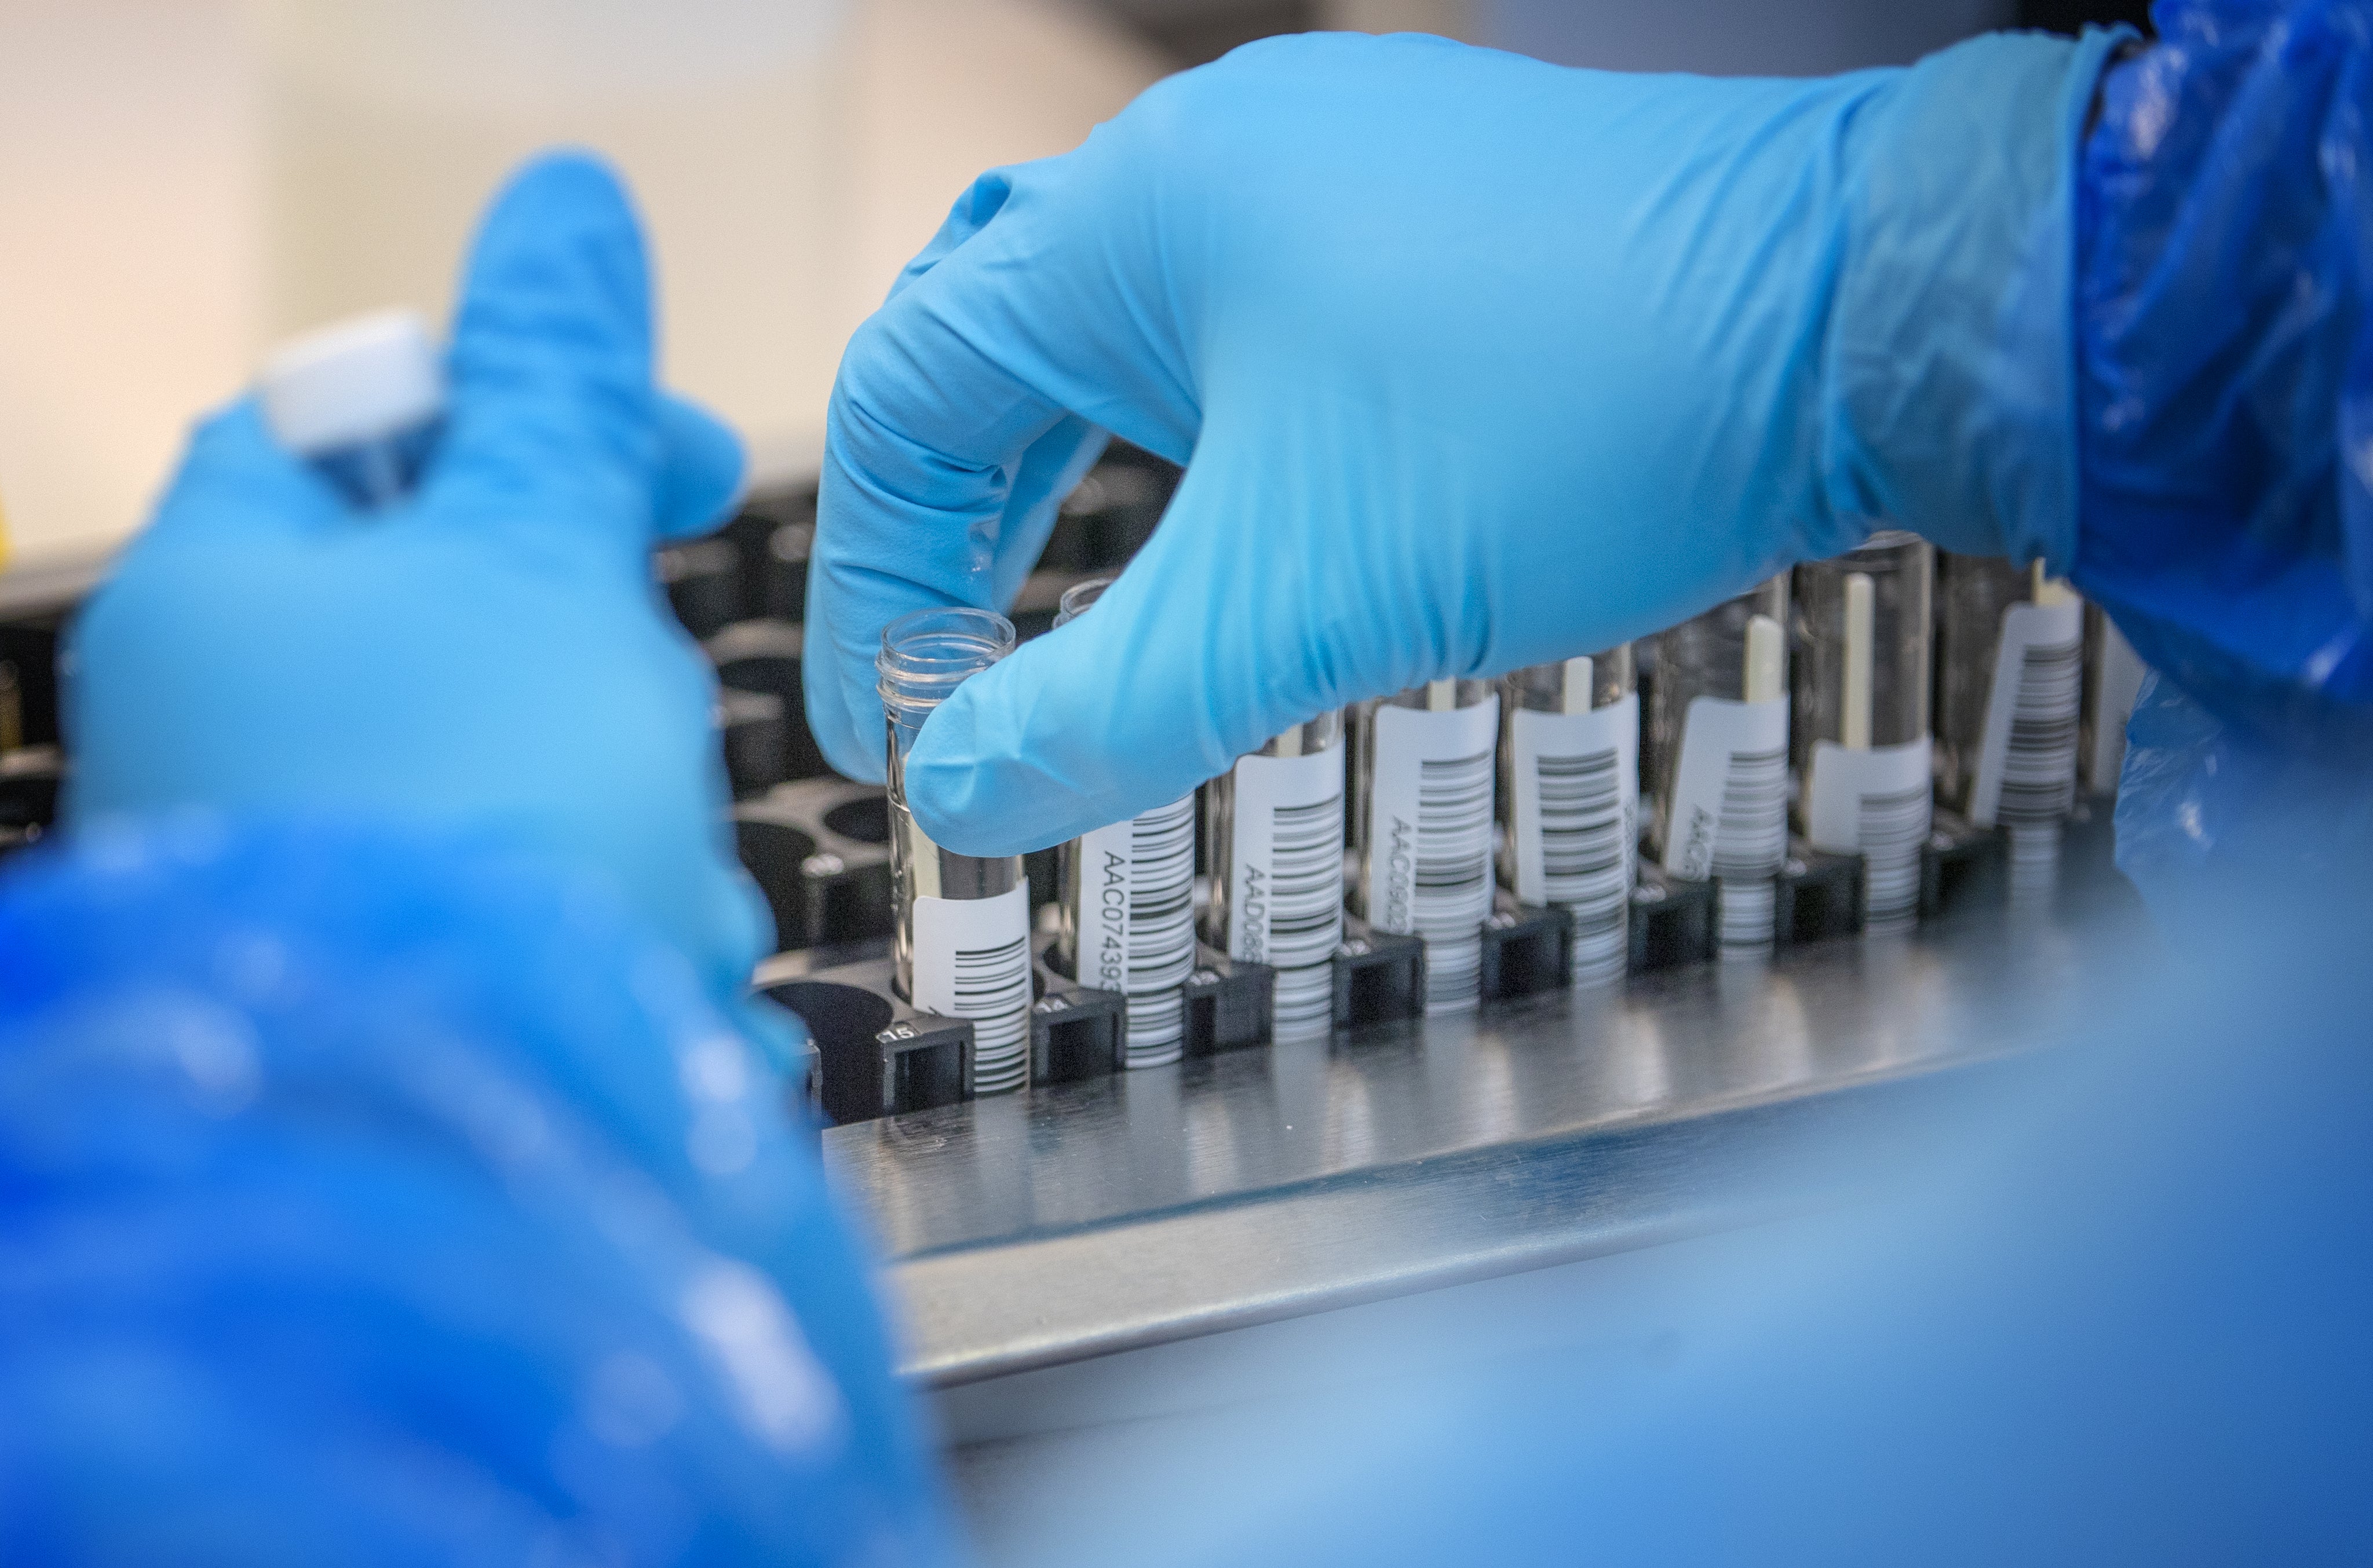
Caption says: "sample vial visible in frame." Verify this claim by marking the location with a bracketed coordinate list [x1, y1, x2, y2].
[1051, 579, 1197, 1068]
[1792, 532, 1935, 933]
[1203, 710, 1346, 1041]
[1500, 649, 1637, 986]
[2080, 602, 2149, 797]
[878, 607, 1032, 1094]
[1647, 578, 1791, 952]
[257, 309, 444, 508]
[1351, 679, 1499, 1014]
[1934, 555, 2083, 889]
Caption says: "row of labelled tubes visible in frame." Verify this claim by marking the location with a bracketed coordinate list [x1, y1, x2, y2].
[1651, 534, 2120, 948]
[877, 539, 2135, 1094]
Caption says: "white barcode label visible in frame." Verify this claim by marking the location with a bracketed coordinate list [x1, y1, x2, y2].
[910, 883, 1033, 1094]
[1069, 793, 1197, 1066]
[1806, 738, 1932, 931]
[2007, 819, 2061, 902]
[1716, 878, 1777, 955]
[1368, 698, 1499, 1013]
[1509, 695, 1637, 982]
[1225, 745, 1346, 1031]
[1507, 694, 1638, 903]
[1661, 696, 1789, 883]
[1972, 598, 2082, 828]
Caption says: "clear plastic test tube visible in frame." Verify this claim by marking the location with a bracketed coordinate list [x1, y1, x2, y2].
[1351, 679, 1500, 1014]
[2080, 602, 2148, 798]
[1934, 554, 2083, 890]
[878, 607, 1033, 1094]
[1500, 648, 1637, 986]
[1647, 578, 1791, 953]
[257, 309, 444, 508]
[1202, 710, 1346, 1041]
[1051, 579, 1197, 1068]
[1792, 532, 1935, 933]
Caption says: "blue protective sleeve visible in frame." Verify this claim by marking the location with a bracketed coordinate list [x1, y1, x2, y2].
[2076, 0, 2373, 747]
[0, 817, 963, 1568]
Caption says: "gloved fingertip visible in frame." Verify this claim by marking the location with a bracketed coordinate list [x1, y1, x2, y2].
[466, 149, 642, 281]
[192, 393, 305, 469]
[900, 674, 1085, 858]
[435, 147, 661, 525]
[654, 394, 747, 540]
[450, 147, 651, 381]
[153, 394, 344, 531]
[885, 166, 1023, 304]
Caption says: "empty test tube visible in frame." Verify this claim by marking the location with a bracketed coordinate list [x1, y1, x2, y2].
[257, 309, 444, 508]
[879, 607, 1033, 1094]
[1352, 679, 1500, 1014]
[1792, 532, 1935, 932]
[1936, 554, 2084, 891]
[1052, 579, 1197, 1068]
[1500, 648, 1637, 986]
[1203, 710, 1346, 1040]
[1648, 578, 1791, 952]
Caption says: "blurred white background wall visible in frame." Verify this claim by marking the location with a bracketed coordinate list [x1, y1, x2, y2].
[0, 0, 262, 570]
[0, 0, 2012, 568]
[0, 0, 1163, 565]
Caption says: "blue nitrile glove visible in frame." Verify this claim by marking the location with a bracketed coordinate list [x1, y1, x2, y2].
[66, 152, 781, 1043]
[0, 818, 962, 1566]
[809, 27, 2125, 856]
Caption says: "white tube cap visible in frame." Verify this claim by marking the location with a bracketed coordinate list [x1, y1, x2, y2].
[257, 309, 444, 457]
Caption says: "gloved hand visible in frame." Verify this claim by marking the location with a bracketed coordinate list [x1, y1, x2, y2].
[67, 152, 777, 1036]
[809, 27, 2123, 857]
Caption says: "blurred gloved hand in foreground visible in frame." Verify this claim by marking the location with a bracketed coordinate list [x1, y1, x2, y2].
[67, 152, 776, 1035]
[810, 28, 2122, 855]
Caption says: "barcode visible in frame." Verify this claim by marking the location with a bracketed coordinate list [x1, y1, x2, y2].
[1533, 744, 1628, 982]
[1857, 785, 1930, 930]
[1996, 637, 2082, 824]
[1534, 748, 1624, 908]
[953, 934, 1032, 1093]
[2007, 820, 2061, 904]
[1261, 793, 1345, 982]
[1122, 795, 1196, 1065]
[1713, 746, 1788, 879]
[1272, 964, 1334, 1040]
[1410, 746, 1494, 1010]
[1717, 876, 1776, 953]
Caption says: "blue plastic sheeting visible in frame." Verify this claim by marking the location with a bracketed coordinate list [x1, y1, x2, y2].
[0, 816, 962, 1568]
[2076, 0, 2373, 749]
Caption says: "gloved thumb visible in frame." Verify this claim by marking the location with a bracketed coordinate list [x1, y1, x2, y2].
[900, 452, 1363, 857]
